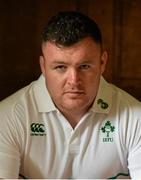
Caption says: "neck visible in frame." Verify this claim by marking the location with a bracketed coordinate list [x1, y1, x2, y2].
[59, 108, 89, 129]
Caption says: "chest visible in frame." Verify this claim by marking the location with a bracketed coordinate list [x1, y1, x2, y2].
[22, 112, 129, 178]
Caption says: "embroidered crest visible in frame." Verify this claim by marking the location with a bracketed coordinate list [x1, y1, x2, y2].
[101, 121, 115, 142]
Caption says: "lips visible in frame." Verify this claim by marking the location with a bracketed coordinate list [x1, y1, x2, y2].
[63, 90, 85, 98]
[64, 90, 84, 94]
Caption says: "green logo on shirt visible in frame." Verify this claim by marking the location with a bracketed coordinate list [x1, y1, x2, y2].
[30, 123, 46, 136]
[101, 121, 115, 142]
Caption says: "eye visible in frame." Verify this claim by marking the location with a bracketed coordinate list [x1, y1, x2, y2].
[54, 65, 67, 72]
[79, 64, 91, 70]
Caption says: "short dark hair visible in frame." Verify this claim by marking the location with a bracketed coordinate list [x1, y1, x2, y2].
[42, 11, 102, 46]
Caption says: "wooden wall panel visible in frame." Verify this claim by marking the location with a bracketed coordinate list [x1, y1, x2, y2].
[121, 0, 141, 78]
[0, 0, 40, 100]
[117, 0, 141, 100]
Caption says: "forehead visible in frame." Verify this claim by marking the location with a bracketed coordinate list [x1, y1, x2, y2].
[42, 37, 101, 62]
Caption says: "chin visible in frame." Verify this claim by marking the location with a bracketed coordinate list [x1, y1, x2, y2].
[63, 101, 86, 110]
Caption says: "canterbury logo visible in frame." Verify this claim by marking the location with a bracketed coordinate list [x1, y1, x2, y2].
[30, 123, 46, 136]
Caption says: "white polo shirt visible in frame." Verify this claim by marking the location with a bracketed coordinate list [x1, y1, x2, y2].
[0, 75, 141, 179]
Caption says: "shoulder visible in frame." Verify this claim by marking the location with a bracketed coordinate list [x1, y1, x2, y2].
[0, 83, 32, 113]
[0, 77, 40, 124]
[110, 83, 141, 113]
[98, 77, 141, 115]
[100, 78, 141, 126]
[108, 83, 141, 145]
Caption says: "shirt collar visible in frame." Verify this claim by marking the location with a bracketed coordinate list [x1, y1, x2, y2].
[33, 75, 56, 112]
[34, 75, 112, 114]
[91, 76, 112, 114]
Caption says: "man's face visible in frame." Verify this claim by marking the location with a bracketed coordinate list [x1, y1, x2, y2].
[40, 37, 107, 114]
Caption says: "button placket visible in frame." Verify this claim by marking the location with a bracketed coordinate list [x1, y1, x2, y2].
[68, 130, 80, 154]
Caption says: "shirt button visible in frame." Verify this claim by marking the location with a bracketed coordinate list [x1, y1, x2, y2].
[101, 102, 108, 109]
[97, 98, 108, 109]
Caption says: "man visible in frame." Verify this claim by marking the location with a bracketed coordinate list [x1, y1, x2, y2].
[0, 11, 141, 179]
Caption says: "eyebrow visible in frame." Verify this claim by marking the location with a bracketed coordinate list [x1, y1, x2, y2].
[52, 61, 67, 64]
[52, 59, 94, 65]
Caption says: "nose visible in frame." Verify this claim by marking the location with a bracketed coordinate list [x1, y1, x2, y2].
[67, 68, 80, 86]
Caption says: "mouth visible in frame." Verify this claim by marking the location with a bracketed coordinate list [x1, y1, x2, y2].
[63, 90, 85, 97]
[64, 90, 84, 93]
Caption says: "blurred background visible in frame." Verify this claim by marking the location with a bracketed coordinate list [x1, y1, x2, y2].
[0, 0, 141, 101]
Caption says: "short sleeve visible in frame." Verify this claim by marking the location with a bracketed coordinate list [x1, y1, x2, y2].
[0, 106, 21, 178]
[0, 146, 20, 178]
[127, 118, 141, 178]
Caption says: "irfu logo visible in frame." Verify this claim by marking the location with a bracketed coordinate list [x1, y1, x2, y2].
[101, 121, 115, 142]
[30, 123, 46, 136]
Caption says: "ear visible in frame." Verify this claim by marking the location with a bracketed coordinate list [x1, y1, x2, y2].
[39, 55, 45, 76]
[100, 50, 108, 74]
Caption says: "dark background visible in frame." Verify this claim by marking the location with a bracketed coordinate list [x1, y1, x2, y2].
[0, 0, 141, 101]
